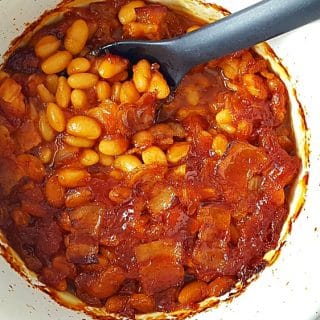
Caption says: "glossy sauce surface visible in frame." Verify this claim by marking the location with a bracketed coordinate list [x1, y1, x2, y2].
[0, 0, 300, 317]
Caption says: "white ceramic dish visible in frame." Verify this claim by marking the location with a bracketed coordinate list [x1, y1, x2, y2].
[0, 1, 319, 319]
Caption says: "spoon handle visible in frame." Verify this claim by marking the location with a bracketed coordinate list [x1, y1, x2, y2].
[176, 0, 320, 66]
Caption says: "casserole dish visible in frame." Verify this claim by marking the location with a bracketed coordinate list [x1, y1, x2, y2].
[0, 1, 319, 319]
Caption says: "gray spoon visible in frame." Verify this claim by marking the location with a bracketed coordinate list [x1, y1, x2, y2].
[91, 0, 320, 88]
